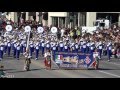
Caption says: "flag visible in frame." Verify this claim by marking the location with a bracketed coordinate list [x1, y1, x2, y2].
[55, 55, 63, 60]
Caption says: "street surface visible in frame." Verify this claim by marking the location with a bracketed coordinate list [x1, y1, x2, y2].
[1, 52, 120, 78]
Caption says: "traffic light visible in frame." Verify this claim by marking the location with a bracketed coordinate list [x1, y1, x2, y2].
[43, 12, 48, 20]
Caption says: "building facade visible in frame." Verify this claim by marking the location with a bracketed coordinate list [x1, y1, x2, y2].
[48, 12, 67, 27]
[86, 12, 120, 27]
[5, 12, 86, 28]
[5, 12, 120, 27]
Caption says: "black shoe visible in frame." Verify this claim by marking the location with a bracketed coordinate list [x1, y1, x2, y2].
[26, 69, 30, 71]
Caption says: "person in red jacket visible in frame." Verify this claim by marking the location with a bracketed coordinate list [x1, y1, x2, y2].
[93, 48, 100, 69]
[44, 50, 51, 69]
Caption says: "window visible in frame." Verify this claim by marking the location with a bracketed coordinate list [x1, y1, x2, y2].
[79, 12, 86, 26]
[43, 13, 48, 20]
[29, 12, 36, 16]
[22, 13, 26, 20]
[59, 17, 65, 28]
[52, 17, 58, 27]
[52, 17, 66, 27]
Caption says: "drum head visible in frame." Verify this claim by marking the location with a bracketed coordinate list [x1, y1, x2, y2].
[51, 27, 57, 34]
[25, 26, 31, 32]
[37, 27, 44, 33]
[6, 25, 12, 32]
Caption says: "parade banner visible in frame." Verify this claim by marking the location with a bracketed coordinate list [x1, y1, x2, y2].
[53, 52, 95, 69]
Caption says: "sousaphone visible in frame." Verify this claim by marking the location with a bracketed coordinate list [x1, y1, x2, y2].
[51, 27, 57, 34]
[37, 26, 44, 33]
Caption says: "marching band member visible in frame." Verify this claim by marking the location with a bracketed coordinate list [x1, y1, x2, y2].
[59, 41, 64, 52]
[71, 42, 75, 53]
[74, 42, 79, 53]
[29, 40, 34, 58]
[79, 40, 83, 52]
[56, 41, 59, 51]
[34, 41, 39, 60]
[45, 41, 51, 51]
[39, 39, 42, 51]
[50, 41, 53, 50]
[41, 40, 45, 56]
[78, 41, 81, 52]
[81, 41, 86, 53]
[90, 42, 95, 54]
[13, 40, 17, 58]
[52, 41, 57, 58]
[86, 41, 90, 53]
[11, 39, 15, 53]
[66, 36, 69, 43]
[16, 41, 21, 60]
[63, 42, 69, 52]
[7, 40, 11, 56]
[102, 42, 107, 56]
[95, 41, 100, 48]
[0, 41, 4, 60]
[107, 41, 112, 62]
[98, 41, 103, 59]
[20, 40, 24, 54]
[4, 39, 8, 54]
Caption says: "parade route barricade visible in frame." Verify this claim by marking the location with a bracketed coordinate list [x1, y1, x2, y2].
[51, 51, 98, 70]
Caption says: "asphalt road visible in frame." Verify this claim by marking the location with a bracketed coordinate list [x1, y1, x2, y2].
[1, 52, 120, 78]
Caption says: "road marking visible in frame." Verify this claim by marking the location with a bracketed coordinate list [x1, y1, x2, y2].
[99, 71, 120, 78]
[101, 60, 120, 67]
[103, 61, 120, 67]
[31, 60, 45, 68]
[31, 60, 88, 78]
[109, 62, 120, 66]
[31, 60, 74, 77]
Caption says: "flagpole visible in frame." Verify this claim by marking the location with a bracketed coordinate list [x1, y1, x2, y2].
[50, 51, 60, 69]
[26, 31, 30, 52]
